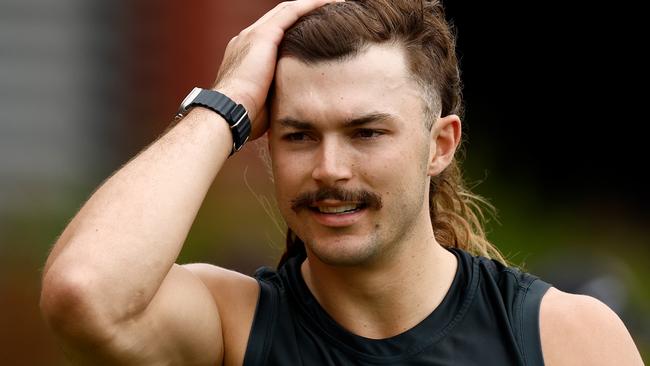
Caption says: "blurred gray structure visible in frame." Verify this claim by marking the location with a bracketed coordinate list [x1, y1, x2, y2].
[0, 0, 121, 217]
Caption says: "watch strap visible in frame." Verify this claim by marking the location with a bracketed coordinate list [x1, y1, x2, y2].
[177, 88, 251, 155]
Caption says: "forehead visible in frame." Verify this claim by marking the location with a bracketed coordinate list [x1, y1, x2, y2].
[272, 43, 424, 126]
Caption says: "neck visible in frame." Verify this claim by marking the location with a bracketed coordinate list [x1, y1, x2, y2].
[301, 221, 458, 339]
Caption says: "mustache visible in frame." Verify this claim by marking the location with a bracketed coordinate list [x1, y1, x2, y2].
[290, 186, 383, 212]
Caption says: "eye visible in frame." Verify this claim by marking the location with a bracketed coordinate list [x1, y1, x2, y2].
[354, 129, 383, 139]
[282, 132, 312, 142]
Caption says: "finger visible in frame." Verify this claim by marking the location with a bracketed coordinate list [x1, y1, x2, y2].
[258, 0, 340, 26]
[248, 2, 291, 28]
[257, 0, 342, 32]
[237, 2, 287, 37]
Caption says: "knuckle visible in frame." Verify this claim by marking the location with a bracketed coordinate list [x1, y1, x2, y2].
[274, 1, 296, 14]
[277, 1, 293, 10]
[238, 27, 251, 37]
[246, 27, 264, 39]
[239, 26, 261, 41]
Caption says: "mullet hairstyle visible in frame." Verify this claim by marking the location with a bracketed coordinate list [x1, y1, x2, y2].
[276, 0, 507, 267]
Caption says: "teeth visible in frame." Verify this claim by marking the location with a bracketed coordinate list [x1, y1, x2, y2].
[317, 204, 358, 214]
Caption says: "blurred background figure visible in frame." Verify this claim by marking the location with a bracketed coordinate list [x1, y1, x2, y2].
[1, 0, 647, 364]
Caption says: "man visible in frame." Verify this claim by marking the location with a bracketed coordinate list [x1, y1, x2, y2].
[40, 0, 643, 365]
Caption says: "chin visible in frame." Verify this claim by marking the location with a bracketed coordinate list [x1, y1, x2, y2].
[304, 233, 383, 267]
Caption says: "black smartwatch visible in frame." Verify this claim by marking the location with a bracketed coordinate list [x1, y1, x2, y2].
[176, 87, 251, 155]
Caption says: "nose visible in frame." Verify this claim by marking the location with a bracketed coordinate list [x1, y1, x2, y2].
[311, 137, 353, 185]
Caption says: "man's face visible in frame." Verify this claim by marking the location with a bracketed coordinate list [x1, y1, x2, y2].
[269, 43, 434, 266]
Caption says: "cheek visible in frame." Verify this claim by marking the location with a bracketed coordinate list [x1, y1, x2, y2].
[366, 137, 429, 198]
[272, 165, 292, 203]
[271, 151, 308, 213]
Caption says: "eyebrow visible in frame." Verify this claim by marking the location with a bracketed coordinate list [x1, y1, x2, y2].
[278, 112, 394, 130]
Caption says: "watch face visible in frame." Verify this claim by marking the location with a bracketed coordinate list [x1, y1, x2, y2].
[179, 87, 202, 113]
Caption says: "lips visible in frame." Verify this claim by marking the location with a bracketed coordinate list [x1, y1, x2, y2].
[305, 200, 368, 227]
[310, 202, 366, 214]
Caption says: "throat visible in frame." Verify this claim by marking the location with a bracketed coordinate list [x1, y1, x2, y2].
[299, 245, 458, 339]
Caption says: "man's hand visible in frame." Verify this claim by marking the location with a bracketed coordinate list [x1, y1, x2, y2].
[213, 0, 342, 139]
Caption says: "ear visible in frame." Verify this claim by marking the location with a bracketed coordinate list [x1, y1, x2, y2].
[428, 114, 461, 176]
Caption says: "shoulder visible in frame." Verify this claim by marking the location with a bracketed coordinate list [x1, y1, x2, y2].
[182, 263, 260, 366]
[539, 287, 643, 366]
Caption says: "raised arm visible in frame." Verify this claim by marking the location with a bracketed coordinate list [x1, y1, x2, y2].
[39, 1, 339, 364]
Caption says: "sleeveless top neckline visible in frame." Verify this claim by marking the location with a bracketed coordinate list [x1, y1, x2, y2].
[244, 247, 552, 365]
[282, 247, 478, 361]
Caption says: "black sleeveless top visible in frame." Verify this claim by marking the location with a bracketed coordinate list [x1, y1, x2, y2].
[243, 248, 551, 365]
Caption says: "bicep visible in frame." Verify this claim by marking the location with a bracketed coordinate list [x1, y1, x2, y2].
[540, 287, 644, 366]
[62, 264, 223, 365]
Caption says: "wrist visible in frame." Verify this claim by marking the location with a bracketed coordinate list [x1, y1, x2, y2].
[211, 85, 257, 123]
[176, 87, 252, 155]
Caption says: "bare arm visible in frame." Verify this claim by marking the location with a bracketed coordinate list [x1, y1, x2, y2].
[39, 1, 340, 364]
[540, 287, 644, 366]
[41, 108, 231, 364]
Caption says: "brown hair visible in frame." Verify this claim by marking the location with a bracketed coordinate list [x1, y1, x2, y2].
[276, 0, 506, 267]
